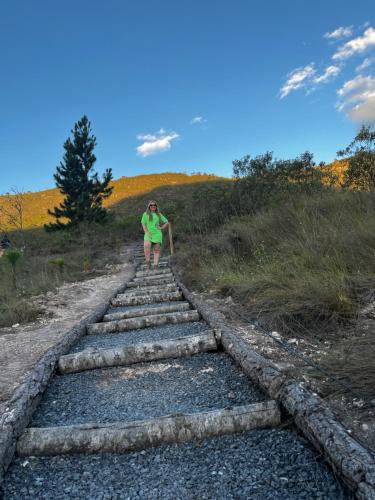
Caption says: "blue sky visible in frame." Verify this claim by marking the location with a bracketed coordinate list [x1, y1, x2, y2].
[0, 0, 374, 192]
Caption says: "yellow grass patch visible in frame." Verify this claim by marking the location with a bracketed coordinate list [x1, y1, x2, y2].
[0, 173, 220, 230]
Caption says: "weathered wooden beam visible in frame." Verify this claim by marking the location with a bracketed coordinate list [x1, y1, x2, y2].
[111, 290, 182, 307]
[132, 273, 174, 283]
[59, 330, 216, 373]
[126, 277, 176, 288]
[119, 283, 178, 296]
[17, 401, 280, 456]
[87, 309, 200, 335]
[138, 262, 169, 270]
[136, 268, 173, 278]
[103, 302, 191, 322]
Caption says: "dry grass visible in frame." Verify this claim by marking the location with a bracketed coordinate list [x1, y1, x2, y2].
[175, 189, 375, 335]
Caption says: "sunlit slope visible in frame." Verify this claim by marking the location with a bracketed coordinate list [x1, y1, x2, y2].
[0, 173, 220, 229]
[322, 159, 349, 186]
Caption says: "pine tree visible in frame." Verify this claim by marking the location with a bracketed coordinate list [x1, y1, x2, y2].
[45, 116, 113, 231]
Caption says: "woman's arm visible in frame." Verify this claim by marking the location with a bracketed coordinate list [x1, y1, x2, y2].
[160, 214, 169, 230]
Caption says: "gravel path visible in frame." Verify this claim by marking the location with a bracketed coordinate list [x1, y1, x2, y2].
[4, 429, 347, 499]
[3, 258, 348, 498]
[31, 353, 265, 426]
[71, 322, 209, 352]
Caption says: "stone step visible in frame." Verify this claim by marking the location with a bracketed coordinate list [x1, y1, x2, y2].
[103, 302, 191, 322]
[126, 277, 176, 288]
[120, 284, 179, 297]
[87, 310, 200, 335]
[132, 273, 174, 283]
[136, 268, 172, 278]
[111, 291, 183, 307]
[17, 401, 280, 456]
[59, 331, 216, 374]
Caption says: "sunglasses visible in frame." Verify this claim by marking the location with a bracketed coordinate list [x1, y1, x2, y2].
[149, 204, 157, 207]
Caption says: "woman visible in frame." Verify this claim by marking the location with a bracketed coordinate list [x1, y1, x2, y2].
[141, 200, 168, 270]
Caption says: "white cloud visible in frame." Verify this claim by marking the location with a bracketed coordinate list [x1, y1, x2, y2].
[324, 26, 353, 40]
[136, 129, 180, 157]
[356, 56, 375, 72]
[279, 63, 316, 98]
[314, 65, 341, 84]
[333, 27, 375, 61]
[190, 116, 206, 124]
[337, 74, 375, 123]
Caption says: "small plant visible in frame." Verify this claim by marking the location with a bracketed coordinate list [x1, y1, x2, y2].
[252, 241, 269, 267]
[4, 248, 22, 289]
[83, 256, 91, 273]
[48, 257, 65, 273]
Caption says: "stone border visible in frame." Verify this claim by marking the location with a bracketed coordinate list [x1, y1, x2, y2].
[173, 271, 375, 500]
[0, 263, 136, 492]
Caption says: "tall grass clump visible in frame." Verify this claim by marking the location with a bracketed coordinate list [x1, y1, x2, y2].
[174, 137, 375, 337]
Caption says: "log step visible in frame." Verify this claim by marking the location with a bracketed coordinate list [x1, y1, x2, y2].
[87, 310, 200, 335]
[138, 262, 169, 269]
[17, 401, 280, 456]
[59, 330, 216, 374]
[111, 291, 183, 307]
[126, 277, 176, 288]
[132, 273, 174, 283]
[103, 302, 191, 322]
[136, 268, 173, 278]
[120, 283, 178, 296]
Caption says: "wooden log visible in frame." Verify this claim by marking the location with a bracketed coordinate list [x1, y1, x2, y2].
[17, 401, 280, 456]
[103, 302, 191, 322]
[136, 268, 173, 278]
[87, 309, 200, 335]
[120, 283, 178, 296]
[138, 262, 169, 270]
[126, 277, 176, 288]
[111, 291, 182, 307]
[132, 273, 174, 283]
[59, 330, 216, 373]
[168, 222, 174, 255]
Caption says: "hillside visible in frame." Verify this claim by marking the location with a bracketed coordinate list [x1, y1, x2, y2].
[0, 173, 220, 230]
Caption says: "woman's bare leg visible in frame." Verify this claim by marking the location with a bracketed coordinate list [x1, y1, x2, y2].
[153, 243, 161, 268]
[144, 240, 151, 270]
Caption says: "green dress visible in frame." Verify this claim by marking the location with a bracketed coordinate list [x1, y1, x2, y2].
[141, 212, 168, 243]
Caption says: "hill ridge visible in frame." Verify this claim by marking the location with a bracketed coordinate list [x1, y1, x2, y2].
[0, 172, 221, 230]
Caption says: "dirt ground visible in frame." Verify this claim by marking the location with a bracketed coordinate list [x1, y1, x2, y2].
[0, 244, 135, 416]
